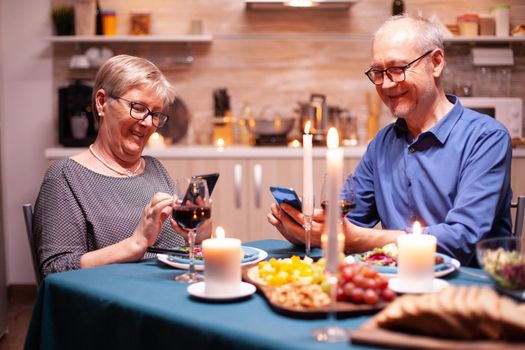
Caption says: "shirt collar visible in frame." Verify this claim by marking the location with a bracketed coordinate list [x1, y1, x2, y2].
[393, 95, 462, 145]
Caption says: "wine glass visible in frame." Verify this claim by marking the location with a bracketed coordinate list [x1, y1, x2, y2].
[313, 173, 356, 343]
[320, 173, 356, 221]
[173, 177, 211, 283]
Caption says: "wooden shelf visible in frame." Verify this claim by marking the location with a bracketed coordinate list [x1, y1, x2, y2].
[46, 34, 213, 43]
[444, 36, 525, 44]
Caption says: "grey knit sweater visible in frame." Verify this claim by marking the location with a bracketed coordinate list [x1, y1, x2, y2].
[34, 156, 185, 277]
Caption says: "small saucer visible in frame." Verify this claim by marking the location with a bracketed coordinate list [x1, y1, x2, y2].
[388, 278, 449, 294]
[187, 282, 256, 301]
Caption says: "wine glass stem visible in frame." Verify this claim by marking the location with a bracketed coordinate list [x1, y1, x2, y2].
[188, 229, 197, 276]
[327, 272, 338, 325]
[303, 215, 312, 256]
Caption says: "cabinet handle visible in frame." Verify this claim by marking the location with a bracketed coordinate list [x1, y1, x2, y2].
[253, 163, 262, 209]
[234, 164, 242, 209]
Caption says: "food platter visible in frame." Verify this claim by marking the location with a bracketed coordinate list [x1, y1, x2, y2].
[348, 253, 460, 278]
[157, 246, 268, 271]
[242, 266, 388, 319]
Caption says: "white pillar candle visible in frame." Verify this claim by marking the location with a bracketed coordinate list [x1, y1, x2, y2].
[396, 221, 437, 292]
[302, 121, 314, 216]
[202, 227, 242, 297]
[325, 127, 343, 273]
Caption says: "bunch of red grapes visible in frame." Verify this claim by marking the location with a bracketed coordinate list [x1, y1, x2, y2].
[336, 261, 396, 305]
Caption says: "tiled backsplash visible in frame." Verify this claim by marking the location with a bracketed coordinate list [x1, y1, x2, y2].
[51, 0, 525, 142]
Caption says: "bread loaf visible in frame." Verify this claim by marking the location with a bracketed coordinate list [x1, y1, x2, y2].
[376, 286, 525, 341]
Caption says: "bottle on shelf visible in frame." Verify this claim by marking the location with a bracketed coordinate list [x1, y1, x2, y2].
[392, 0, 405, 16]
[236, 99, 253, 145]
[95, 1, 103, 35]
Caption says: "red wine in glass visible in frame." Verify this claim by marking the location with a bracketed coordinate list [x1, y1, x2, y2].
[173, 206, 211, 229]
[321, 199, 356, 217]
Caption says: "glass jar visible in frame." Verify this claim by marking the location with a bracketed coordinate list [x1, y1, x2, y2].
[102, 10, 117, 36]
[130, 11, 151, 35]
[492, 4, 510, 37]
[457, 14, 479, 37]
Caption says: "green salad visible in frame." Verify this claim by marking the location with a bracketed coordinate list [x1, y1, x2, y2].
[481, 248, 525, 290]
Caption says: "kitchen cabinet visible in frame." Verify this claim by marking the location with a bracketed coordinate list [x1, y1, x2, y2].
[46, 146, 525, 242]
[160, 155, 359, 242]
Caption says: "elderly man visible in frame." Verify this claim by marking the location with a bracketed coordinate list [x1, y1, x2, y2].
[268, 15, 513, 266]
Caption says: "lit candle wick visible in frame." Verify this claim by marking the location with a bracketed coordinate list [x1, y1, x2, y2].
[304, 120, 311, 135]
[215, 226, 225, 239]
[413, 221, 422, 235]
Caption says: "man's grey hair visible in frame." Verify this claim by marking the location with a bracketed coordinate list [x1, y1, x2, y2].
[373, 14, 444, 53]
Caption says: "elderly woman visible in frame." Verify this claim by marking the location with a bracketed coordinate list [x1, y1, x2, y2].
[34, 54, 208, 277]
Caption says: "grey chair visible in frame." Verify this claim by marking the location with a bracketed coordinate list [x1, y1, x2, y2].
[511, 195, 525, 239]
[23, 203, 42, 286]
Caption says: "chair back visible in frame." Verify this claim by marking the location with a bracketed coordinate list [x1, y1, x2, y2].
[23, 204, 42, 286]
[511, 196, 525, 239]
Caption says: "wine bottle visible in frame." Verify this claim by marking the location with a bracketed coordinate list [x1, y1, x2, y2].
[95, 1, 103, 35]
[392, 0, 405, 16]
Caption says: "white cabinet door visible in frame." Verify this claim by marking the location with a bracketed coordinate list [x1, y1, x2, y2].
[160, 156, 361, 243]
[246, 159, 302, 242]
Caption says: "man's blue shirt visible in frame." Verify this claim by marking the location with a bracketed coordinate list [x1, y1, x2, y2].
[345, 95, 512, 266]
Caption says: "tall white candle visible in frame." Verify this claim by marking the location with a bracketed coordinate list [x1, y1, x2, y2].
[397, 221, 437, 292]
[302, 121, 314, 216]
[202, 227, 242, 297]
[325, 127, 343, 273]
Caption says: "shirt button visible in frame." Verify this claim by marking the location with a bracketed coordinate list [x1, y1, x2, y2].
[409, 147, 415, 153]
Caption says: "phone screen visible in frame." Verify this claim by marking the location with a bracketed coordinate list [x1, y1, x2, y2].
[269, 186, 302, 211]
[182, 173, 219, 203]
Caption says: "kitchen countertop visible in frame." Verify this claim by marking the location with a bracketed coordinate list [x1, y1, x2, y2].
[46, 145, 525, 159]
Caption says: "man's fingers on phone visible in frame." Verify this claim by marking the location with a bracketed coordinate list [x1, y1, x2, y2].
[281, 203, 302, 224]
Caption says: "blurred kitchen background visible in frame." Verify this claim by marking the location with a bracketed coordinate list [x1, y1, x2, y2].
[1, 2, 525, 334]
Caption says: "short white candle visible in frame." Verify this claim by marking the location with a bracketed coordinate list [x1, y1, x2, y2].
[397, 221, 437, 292]
[302, 121, 314, 216]
[325, 127, 343, 273]
[202, 227, 242, 297]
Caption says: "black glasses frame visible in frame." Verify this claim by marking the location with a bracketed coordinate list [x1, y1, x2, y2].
[110, 95, 170, 128]
[364, 50, 433, 86]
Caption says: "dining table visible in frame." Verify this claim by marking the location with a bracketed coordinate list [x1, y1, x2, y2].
[24, 239, 492, 350]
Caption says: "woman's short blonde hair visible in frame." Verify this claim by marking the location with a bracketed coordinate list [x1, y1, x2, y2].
[91, 54, 175, 123]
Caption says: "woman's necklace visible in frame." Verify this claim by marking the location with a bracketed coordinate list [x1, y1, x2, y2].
[89, 144, 143, 177]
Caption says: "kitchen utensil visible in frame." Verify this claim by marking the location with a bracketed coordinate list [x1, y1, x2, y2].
[246, 118, 295, 137]
[157, 96, 190, 144]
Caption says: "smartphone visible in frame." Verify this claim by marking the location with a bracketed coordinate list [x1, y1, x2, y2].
[182, 173, 220, 203]
[269, 186, 302, 211]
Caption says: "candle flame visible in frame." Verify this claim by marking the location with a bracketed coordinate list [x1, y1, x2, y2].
[413, 221, 422, 235]
[327, 127, 339, 149]
[216, 138, 224, 147]
[289, 139, 300, 148]
[215, 226, 225, 239]
[304, 121, 311, 134]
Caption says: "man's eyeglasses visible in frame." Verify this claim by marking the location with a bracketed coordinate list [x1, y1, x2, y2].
[111, 96, 170, 128]
[364, 50, 433, 86]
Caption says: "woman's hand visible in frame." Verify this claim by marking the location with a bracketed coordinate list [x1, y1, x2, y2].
[134, 192, 174, 248]
[267, 202, 325, 247]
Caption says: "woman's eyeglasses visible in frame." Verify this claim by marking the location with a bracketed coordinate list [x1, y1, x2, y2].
[111, 96, 170, 128]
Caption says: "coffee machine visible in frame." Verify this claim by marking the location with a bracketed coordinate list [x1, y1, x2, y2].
[58, 81, 98, 147]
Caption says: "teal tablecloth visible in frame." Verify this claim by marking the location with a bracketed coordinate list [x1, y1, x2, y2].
[24, 239, 491, 350]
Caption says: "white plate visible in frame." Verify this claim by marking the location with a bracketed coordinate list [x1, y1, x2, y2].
[157, 247, 268, 271]
[345, 256, 461, 278]
[187, 281, 256, 300]
[388, 278, 449, 294]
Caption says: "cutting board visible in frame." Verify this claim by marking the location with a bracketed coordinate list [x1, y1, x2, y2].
[351, 318, 525, 350]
